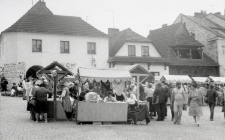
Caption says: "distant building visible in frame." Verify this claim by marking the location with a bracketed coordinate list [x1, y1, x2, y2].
[148, 23, 219, 77]
[0, 1, 108, 86]
[108, 28, 168, 76]
[174, 11, 225, 76]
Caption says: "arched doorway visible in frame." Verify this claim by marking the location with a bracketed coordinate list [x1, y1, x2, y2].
[26, 65, 43, 78]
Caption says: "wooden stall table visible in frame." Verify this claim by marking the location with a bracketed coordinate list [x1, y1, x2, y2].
[76, 102, 128, 124]
[47, 98, 67, 120]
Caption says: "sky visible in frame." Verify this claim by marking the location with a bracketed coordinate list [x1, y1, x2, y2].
[0, 0, 225, 37]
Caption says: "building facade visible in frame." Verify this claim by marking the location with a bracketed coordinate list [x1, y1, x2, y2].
[174, 11, 225, 76]
[108, 28, 168, 76]
[148, 23, 219, 77]
[0, 1, 109, 87]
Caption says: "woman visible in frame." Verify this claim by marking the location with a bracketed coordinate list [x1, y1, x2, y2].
[146, 83, 154, 119]
[188, 83, 203, 126]
[61, 83, 73, 121]
[33, 81, 52, 123]
[104, 91, 117, 102]
[139, 84, 146, 101]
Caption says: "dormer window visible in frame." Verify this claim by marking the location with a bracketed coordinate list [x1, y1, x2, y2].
[173, 48, 202, 59]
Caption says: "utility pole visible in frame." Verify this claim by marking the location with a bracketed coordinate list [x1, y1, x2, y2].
[107, 10, 114, 28]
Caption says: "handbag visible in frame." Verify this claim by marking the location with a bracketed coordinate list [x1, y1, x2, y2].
[29, 99, 36, 106]
[182, 105, 187, 111]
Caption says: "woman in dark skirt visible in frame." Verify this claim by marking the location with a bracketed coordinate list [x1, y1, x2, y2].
[33, 81, 52, 123]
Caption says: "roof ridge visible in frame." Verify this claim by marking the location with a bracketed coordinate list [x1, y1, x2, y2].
[150, 22, 182, 32]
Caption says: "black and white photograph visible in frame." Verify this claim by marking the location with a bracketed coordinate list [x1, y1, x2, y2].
[0, 0, 225, 139]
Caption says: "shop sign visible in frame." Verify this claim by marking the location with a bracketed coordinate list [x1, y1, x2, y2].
[60, 63, 76, 70]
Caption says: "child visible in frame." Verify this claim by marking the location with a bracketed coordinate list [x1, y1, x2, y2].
[11, 83, 17, 97]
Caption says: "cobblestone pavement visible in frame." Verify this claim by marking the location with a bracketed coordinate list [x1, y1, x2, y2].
[0, 96, 225, 140]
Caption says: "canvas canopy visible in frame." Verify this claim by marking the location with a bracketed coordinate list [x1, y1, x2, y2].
[161, 75, 192, 83]
[206, 76, 225, 84]
[192, 77, 208, 84]
[78, 67, 132, 82]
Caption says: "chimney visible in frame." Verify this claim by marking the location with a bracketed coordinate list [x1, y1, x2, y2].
[162, 24, 167, 28]
[190, 32, 195, 39]
[194, 11, 207, 18]
[108, 28, 119, 37]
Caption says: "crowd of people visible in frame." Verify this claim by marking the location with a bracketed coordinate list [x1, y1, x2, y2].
[1, 73, 225, 126]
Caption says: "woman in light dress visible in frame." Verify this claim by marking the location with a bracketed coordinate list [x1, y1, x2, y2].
[188, 83, 203, 126]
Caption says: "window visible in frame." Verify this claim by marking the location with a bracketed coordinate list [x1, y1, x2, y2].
[128, 45, 136, 56]
[87, 42, 96, 54]
[141, 46, 149, 56]
[32, 39, 42, 52]
[60, 41, 69, 53]
[173, 48, 202, 59]
[191, 49, 202, 59]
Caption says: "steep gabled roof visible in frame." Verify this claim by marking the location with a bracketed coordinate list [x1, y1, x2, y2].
[148, 22, 219, 67]
[148, 23, 182, 57]
[109, 28, 151, 56]
[180, 14, 225, 37]
[2, 1, 107, 38]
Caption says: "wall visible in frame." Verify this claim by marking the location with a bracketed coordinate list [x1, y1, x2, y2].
[217, 38, 225, 76]
[0, 33, 18, 64]
[115, 42, 161, 57]
[15, 32, 109, 74]
[174, 15, 218, 63]
[169, 66, 218, 76]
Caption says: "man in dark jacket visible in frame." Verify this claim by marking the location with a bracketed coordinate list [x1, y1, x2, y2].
[206, 85, 217, 121]
[153, 82, 168, 121]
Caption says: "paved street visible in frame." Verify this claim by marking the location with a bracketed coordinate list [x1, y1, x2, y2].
[0, 96, 225, 140]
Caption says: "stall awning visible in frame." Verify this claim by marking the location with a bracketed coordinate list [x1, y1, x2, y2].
[161, 75, 192, 83]
[192, 77, 208, 84]
[207, 76, 225, 84]
[78, 67, 132, 82]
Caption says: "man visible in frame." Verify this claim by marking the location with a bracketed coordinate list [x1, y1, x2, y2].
[153, 82, 168, 121]
[162, 81, 169, 117]
[206, 85, 217, 121]
[169, 83, 175, 121]
[171, 82, 186, 124]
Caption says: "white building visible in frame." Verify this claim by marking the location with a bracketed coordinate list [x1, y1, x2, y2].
[108, 28, 168, 76]
[0, 1, 108, 86]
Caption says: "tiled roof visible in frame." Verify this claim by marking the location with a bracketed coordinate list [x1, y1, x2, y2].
[148, 22, 219, 67]
[109, 28, 151, 56]
[148, 23, 182, 57]
[109, 56, 167, 63]
[2, 1, 107, 37]
[182, 14, 225, 37]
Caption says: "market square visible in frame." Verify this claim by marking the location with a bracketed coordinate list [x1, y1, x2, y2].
[1, 0, 225, 140]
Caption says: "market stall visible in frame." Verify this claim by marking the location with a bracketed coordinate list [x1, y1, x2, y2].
[206, 76, 225, 84]
[37, 61, 73, 121]
[76, 67, 132, 124]
[160, 75, 192, 84]
[192, 77, 208, 84]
